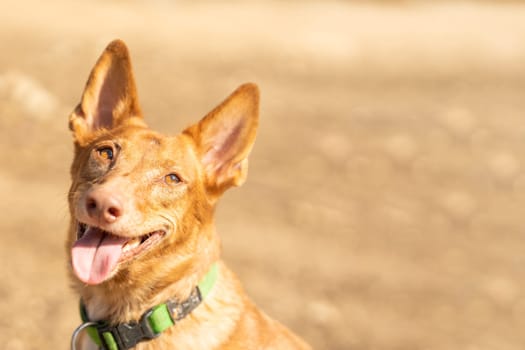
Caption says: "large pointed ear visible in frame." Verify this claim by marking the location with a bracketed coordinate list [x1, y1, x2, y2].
[184, 83, 259, 197]
[69, 39, 143, 144]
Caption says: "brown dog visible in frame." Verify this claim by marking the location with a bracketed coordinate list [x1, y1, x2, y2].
[67, 40, 311, 350]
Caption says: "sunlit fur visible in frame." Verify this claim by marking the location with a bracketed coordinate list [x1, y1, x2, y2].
[67, 40, 310, 350]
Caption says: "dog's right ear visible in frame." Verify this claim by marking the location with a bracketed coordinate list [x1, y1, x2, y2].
[69, 39, 143, 144]
[184, 83, 259, 200]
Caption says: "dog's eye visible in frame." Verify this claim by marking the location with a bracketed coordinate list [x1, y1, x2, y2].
[98, 147, 114, 161]
[165, 173, 181, 185]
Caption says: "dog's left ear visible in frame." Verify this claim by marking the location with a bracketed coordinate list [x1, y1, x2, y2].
[184, 83, 259, 198]
[69, 39, 143, 144]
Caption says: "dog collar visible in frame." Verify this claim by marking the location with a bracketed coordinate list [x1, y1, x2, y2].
[74, 263, 218, 350]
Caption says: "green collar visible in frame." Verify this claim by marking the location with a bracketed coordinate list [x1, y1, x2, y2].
[75, 263, 218, 350]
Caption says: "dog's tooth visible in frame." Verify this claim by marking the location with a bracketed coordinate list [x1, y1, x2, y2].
[123, 238, 140, 252]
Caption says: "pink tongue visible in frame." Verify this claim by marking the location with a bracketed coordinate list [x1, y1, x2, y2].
[71, 227, 129, 285]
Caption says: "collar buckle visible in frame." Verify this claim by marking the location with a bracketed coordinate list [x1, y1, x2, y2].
[96, 311, 159, 350]
[140, 307, 163, 339]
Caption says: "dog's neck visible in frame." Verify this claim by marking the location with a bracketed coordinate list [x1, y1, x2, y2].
[77, 261, 247, 350]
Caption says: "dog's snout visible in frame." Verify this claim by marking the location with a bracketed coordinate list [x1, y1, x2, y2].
[85, 189, 124, 224]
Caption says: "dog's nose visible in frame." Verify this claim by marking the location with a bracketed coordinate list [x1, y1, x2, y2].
[85, 189, 123, 224]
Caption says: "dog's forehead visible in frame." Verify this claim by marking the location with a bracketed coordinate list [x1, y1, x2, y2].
[117, 129, 197, 173]
[125, 131, 166, 149]
[118, 128, 179, 150]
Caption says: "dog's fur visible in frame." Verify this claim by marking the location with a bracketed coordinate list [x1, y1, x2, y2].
[67, 40, 311, 350]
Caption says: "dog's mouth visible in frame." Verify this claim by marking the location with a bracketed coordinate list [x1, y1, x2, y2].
[71, 223, 166, 285]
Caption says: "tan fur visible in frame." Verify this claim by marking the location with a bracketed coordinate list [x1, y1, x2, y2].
[67, 40, 311, 350]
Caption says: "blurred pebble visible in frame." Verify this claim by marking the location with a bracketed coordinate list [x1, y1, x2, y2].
[0, 71, 59, 120]
[465, 298, 492, 327]
[290, 200, 347, 230]
[470, 128, 492, 150]
[306, 299, 342, 325]
[384, 133, 418, 165]
[513, 174, 525, 194]
[487, 152, 520, 184]
[512, 297, 525, 321]
[466, 346, 484, 350]
[381, 204, 414, 226]
[483, 277, 519, 306]
[439, 107, 477, 138]
[442, 249, 468, 276]
[440, 191, 477, 222]
[5, 339, 24, 350]
[317, 133, 352, 163]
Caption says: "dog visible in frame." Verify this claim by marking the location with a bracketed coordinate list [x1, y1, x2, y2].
[67, 40, 311, 350]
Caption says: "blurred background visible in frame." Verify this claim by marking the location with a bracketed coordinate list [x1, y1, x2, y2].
[1, 0, 525, 349]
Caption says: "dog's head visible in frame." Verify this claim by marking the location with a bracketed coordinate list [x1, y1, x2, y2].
[66, 40, 258, 290]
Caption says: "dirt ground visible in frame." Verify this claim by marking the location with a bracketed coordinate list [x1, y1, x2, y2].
[1, 1, 525, 349]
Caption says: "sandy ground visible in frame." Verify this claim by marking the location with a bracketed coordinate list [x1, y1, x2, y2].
[1, 1, 525, 349]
